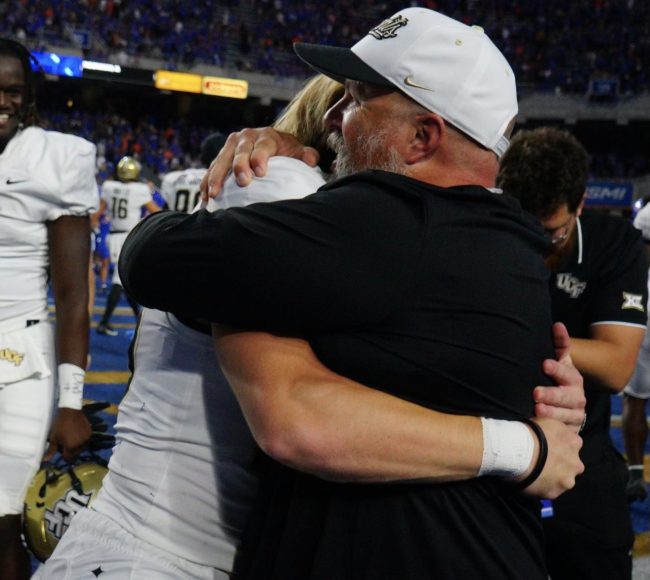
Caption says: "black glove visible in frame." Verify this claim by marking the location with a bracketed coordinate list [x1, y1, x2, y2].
[82, 401, 116, 451]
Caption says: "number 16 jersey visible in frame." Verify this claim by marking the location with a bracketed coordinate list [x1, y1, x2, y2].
[101, 179, 154, 232]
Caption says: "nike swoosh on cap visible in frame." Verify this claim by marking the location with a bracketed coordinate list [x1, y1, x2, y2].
[403, 76, 434, 92]
[6, 178, 27, 185]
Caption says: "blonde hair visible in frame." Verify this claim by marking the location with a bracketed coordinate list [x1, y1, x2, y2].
[273, 75, 343, 169]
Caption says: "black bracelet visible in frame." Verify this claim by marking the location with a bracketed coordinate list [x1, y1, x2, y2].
[517, 419, 548, 489]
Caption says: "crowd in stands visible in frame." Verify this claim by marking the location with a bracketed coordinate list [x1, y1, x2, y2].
[38, 105, 649, 181]
[590, 150, 650, 180]
[39, 107, 221, 182]
[4, 0, 645, 179]
[1, 0, 648, 96]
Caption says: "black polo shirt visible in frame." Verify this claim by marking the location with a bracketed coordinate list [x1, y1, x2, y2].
[545, 211, 647, 549]
[121, 170, 555, 578]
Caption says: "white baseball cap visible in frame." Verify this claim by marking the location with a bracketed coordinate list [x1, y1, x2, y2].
[294, 7, 517, 158]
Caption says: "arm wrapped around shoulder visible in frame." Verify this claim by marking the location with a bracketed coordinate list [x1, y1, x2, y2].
[119, 209, 197, 313]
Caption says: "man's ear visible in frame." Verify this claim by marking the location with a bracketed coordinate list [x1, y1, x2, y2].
[576, 192, 587, 217]
[405, 113, 444, 164]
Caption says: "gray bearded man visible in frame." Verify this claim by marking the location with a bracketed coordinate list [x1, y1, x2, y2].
[120, 8, 585, 579]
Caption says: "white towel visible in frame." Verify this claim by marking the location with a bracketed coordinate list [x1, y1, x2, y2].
[0, 326, 52, 385]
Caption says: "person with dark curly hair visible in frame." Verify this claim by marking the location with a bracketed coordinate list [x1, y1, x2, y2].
[498, 126, 647, 580]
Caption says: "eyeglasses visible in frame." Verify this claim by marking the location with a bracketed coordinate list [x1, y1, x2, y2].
[544, 214, 575, 246]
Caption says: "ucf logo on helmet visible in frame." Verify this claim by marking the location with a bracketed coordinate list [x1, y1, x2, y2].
[44, 487, 93, 540]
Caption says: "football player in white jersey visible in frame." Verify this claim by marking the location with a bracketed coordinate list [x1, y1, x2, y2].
[623, 197, 650, 501]
[160, 133, 226, 214]
[96, 156, 160, 336]
[34, 76, 341, 580]
[0, 38, 97, 580]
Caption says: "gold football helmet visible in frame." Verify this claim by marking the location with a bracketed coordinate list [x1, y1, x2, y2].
[116, 155, 142, 181]
[23, 462, 108, 561]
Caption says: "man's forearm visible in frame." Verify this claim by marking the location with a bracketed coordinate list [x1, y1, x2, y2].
[48, 215, 91, 367]
[215, 328, 483, 483]
[571, 327, 644, 392]
[214, 327, 583, 497]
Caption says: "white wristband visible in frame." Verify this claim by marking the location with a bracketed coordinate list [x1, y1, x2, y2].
[57, 363, 85, 410]
[478, 417, 535, 479]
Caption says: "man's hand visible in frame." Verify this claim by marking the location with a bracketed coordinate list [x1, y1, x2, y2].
[519, 417, 584, 499]
[200, 127, 320, 200]
[534, 322, 586, 433]
[44, 408, 92, 462]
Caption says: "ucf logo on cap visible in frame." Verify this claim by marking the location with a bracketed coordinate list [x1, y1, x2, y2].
[369, 15, 408, 40]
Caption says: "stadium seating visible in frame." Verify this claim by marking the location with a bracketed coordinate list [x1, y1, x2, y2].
[1, 0, 648, 95]
[2, 1, 648, 179]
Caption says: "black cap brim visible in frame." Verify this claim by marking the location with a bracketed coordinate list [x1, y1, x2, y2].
[294, 43, 393, 87]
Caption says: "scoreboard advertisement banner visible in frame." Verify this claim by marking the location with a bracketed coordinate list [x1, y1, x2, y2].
[35, 50, 247, 100]
[585, 181, 634, 208]
[154, 70, 203, 94]
[202, 76, 248, 99]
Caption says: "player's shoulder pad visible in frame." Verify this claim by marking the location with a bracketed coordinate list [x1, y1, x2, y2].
[39, 127, 96, 157]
